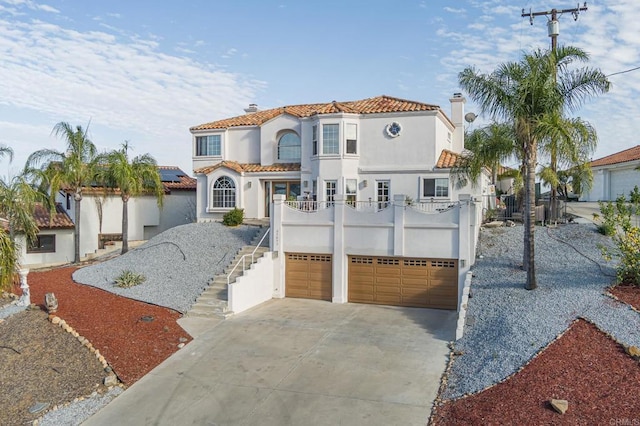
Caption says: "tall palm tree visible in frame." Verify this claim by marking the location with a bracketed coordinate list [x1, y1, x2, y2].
[452, 122, 516, 189]
[459, 46, 609, 290]
[97, 142, 164, 254]
[28, 122, 99, 263]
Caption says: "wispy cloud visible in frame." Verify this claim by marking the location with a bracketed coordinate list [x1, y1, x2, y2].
[0, 0, 58, 13]
[0, 10, 265, 172]
[444, 7, 465, 14]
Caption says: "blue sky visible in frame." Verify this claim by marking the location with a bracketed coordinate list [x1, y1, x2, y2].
[0, 0, 638, 176]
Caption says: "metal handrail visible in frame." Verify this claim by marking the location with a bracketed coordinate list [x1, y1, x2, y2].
[227, 228, 271, 286]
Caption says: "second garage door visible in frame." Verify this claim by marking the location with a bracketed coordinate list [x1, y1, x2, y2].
[285, 253, 332, 301]
[348, 256, 458, 310]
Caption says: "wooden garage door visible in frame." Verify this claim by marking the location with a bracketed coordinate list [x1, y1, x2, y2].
[348, 256, 457, 310]
[285, 253, 332, 301]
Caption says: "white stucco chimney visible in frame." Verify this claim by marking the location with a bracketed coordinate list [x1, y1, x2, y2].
[449, 93, 465, 153]
[244, 103, 259, 113]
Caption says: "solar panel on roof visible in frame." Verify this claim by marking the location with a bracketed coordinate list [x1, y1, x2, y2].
[159, 168, 185, 183]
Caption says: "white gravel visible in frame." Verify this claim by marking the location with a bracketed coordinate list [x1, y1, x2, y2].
[37, 387, 123, 426]
[72, 222, 263, 313]
[442, 223, 640, 400]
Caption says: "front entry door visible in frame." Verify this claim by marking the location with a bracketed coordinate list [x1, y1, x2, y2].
[265, 181, 301, 217]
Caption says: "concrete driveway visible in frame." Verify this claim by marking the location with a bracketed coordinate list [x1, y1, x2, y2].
[85, 298, 456, 426]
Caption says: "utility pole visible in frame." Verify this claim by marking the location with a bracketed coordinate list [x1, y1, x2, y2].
[521, 2, 588, 222]
[522, 3, 588, 50]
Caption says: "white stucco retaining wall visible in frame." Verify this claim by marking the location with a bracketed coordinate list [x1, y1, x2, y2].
[228, 252, 277, 314]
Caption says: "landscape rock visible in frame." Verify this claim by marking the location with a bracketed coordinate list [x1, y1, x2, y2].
[627, 346, 640, 359]
[44, 293, 58, 313]
[103, 375, 118, 387]
[550, 398, 568, 414]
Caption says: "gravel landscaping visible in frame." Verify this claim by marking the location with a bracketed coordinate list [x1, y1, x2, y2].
[442, 222, 640, 400]
[72, 222, 262, 313]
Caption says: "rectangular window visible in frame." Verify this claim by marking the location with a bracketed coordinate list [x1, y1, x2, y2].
[377, 180, 390, 209]
[27, 235, 56, 253]
[423, 178, 449, 197]
[322, 124, 339, 155]
[346, 123, 357, 154]
[312, 125, 318, 156]
[326, 180, 337, 205]
[346, 179, 357, 205]
[196, 135, 221, 156]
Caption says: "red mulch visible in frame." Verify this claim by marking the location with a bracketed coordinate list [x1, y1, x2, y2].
[431, 319, 640, 424]
[610, 284, 640, 311]
[28, 266, 192, 385]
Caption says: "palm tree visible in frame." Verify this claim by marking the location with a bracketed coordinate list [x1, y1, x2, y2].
[28, 122, 99, 263]
[452, 122, 516, 189]
[97, 142, 164, 254]
[538, 112, 598, 219]
[0, 144, 13, 162]
[0, 154, 45, 291]
[459, 46, 609, 290]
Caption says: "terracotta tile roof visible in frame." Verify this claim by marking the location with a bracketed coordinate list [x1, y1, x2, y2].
[194, 161, 301, 175]
[190, 95, 441, 131]
[33, 203, 74, 229]
[158, 166, 196, 190]
[590, 145, 640, 167]
[436, 149, 511, 176]
[436, 149, 461, 169]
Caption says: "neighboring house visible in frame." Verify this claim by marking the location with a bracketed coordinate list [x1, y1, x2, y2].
[582, 145, 640, 201]
[56, 166, 196, 259]
[15, 203, 75, 268]
[192, 95, 488, 313]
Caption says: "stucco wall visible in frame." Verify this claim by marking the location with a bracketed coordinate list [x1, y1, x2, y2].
[17, 229, 74, 268]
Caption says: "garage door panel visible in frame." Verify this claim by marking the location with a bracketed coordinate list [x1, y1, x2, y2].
[286, 253, 332, 301]
[375, 294, 402, 304]
[349, 256, 457, 310]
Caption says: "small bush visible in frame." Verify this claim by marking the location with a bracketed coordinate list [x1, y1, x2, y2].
[223, 208, 244, 226]
[114, 270, 146, 288]
[599, 187, 640, 286]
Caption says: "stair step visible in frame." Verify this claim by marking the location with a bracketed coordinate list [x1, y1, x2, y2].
[186, 306, 233, 319]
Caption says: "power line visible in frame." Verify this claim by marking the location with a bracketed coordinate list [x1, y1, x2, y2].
[606, 66, 640, 77]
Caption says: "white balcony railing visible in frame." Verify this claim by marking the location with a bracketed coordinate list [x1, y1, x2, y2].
[283, 199, 459, 213]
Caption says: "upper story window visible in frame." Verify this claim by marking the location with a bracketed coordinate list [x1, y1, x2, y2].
[423, 178, 449, 198]
[277, 132, 301, 161]
[346, 123, 357, 154]
[212, 176, 236, 208]
[312, 125, 318, 156]
[196, 135, 221, 156]
[322, 124, 339, 155]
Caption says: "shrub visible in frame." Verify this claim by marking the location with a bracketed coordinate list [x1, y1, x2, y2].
[599, 189, 640, 286]
[222, 207, 244, 226]
[114, 270, 146, 288]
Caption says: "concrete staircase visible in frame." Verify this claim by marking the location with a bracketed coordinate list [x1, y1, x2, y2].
[186, 227, 269, 319]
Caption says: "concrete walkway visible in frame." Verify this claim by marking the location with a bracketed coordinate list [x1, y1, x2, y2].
[84, 298, 456, 426]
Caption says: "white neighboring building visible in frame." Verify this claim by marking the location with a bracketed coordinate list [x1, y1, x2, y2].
[582, 145, 640, 201]
[56, 166, 196, 259]
[191, 95, 489, 313]
[15, 203, 75, 268]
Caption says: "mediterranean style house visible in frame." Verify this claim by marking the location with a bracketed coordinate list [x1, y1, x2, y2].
[191, 94, 477, 221]
[581, 145, 640, 201]
[191, 95, 487, 314]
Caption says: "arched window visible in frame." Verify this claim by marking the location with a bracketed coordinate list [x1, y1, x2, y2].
[212, 176, 236, 208]
[277, 132, 301, 161]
